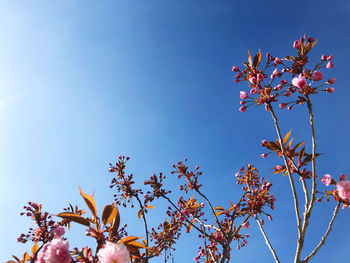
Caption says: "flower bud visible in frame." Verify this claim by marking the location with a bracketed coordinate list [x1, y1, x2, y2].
[239, 106, 247, 112]
[250, 88, 258, 95]
[326, 87, 335, 93]
[326, 61, 334, 68]
[279, 103, 287, 109]
[274, 57, 282, 64]
[240, 91, 248, 99]
[261, 153, 267, 159]
[312, 71, 323, 81]
[232, 66, 239, 72]
[327, 78, 336, 84]
[249, 76, 257, 84]
[293, 40, 300, 49]
[257, 73, 264, 81]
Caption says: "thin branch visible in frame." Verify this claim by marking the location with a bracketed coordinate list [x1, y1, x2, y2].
[303, 202, 340, 262]
[269, 105, 302, 235]
[134, 194, 150, 258]
[255, 216, 280, 263]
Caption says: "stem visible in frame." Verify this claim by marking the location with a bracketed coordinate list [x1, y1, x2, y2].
[134, 194, 150, 259]
[296, 96, 317, 262]
[303, 202, 340, 262]
[255, 216, 280, 263]
[269, 105, 302, 235]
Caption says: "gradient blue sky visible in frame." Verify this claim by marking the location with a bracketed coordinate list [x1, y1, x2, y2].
[1, 1, 349, 262]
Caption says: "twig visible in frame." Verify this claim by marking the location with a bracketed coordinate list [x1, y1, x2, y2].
[269, 105, 302, 235]
[255, 216, 280, 263]
[303, 202, 340, 262]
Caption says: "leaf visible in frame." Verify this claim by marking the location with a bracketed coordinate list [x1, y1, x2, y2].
[283, 56, 296, 61]
[31, 243, 39, 256]
[247, 51, 253, 69]
[110, 207, 121, 238]
[127, 241, 147, 249]
[283, 130, 292, 145]
[253, 49, 261, 68]
[79, 187, 97, 218]
[288, 137, 294, 148]
[56, 212, 90, 227]
[214, 206, 224, 211]
[138, 209, 143, 220]
[102, 203, 119, 225]
[118, 236, 140, 245]
[293, 141, 305, 151]
[145, 205, 155, 209]
[126, 245, 141, 258]
[22, 252, 30, 262]
[215, 211, 225, 216]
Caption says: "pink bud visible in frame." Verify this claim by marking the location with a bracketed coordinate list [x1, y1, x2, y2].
[326, 55, 333, 60]
[327, 78, 336, 84]
[250, 88, 258, 95]
[293, 40, 300, 49]
[312, 71, 323, 81]
[340, 174, 347, 181]
[268, 215, 273, 221]
[240, 91, 248, 99]
[326, 61, 334, 68]
[234, 79, 239, 83]
[308, 37, 314, 43]
[265, 104, 270, 112]
[249, 76, 257, 84]
[326, 87, 335, 93]
[257, 73, 264, 81]
[232, 66, 239, 72]
[261, 139, 268, 145]
[280, 79, 288, 85]
[274, 57, 282, 64]
[242, 222, 250, 229]
[261, 153, 267, 159]
[321, 174, 332, 186]
[240, 101, 246, 105]
[279, 103, 287, 109]
[108, 167, 115, 173]
[321, 55, 327, 60]
[274, 85, 282, 91]
[292, 74, 307, 89]
[275, 165, 283, 171]
[239, 106, 247, 112]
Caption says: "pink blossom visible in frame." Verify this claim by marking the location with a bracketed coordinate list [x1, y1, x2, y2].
[280, 79, 288, 85]
[312, 71, 323, 81]
[326, 87, 335, 93]
[275, 165, 284, 171]
[249, 76, 257, 84]
[97, 242, 130, 263]
[239, 106, 247, 112]
[321, 174, 332, 186]
[293, 40, 300, 49]
[250, 88, 258, 95]
[292, 74, 307, 89]
[279, 103, 287, 109]
[240, 91, 248, 99]
[274, 57, 282, 64]
[274, 85, 282, 91]
[337, 181, 350, 201]
[257, 73, 264, 81]
[37, 239, 72, 263]
[327, 78, 336, 84]
[232, 66, 239, 72]
[242, 221, 250, 229]
[340, 174, 347, 181]
[326, 61, 334, 68]
[270, 68, 280, 79]
[53, 225, 65, 238]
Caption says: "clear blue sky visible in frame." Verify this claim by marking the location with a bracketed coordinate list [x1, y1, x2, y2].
[1, 1, 349, 262]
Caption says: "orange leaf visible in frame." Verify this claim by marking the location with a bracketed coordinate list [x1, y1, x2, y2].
[79, 187, 97, 218]
[283, 130, 292, 145]
[102, 203, 119, 225]
[144, 205, 155, 209]
[56, 212, 90, 227]
[118, 236, 140, 245]
[31, 243, 39, 256]
[137, 209, 143, 220]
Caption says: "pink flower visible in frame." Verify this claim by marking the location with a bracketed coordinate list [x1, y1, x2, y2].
[326, 61, 334, 68]
[249, 76, 257, 84]
[232, 66, 239, 72]
[292, 74, 307, 89]
[257, 73, 264, 81]
[327, 78, 336, 84]
[53, 225, 65, 238]
[274, 57, 282, 64]
[312, 71, 323, 81]
[337, 181, 350, 201]
[321, 174, 332, 186]
[250, 88, 258, 95]
[326, 87, 335, 93]
[97, 242, 130, 263]
[239, 106, 247, 112]
[279, 103, 287, 109]
[275, 165, 284, 171]
[293, 40, 300, 49]
[270, 68, 280, 79]
[37, 239, 72, 263]
[242, 221, 250, 229]
[240, 91, 248, 99]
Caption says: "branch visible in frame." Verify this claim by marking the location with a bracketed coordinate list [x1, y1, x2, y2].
[303, 202, 340, 262]
[269, 105, 302, 235]
[255, 216, 280, 263]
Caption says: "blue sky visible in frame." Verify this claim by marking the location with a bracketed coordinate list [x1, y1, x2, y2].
[0, 0, 349, 262]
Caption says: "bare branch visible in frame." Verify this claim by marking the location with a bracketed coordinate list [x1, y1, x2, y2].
[255, 216, 280, 263]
